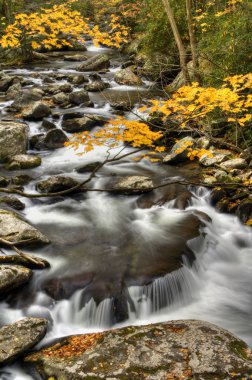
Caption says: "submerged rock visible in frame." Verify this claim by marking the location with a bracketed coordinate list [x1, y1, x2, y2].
[0, 317, 47, 366]
[0, 209, 50, 246]
[36, 176, 79, 193]
[0, 265, 32, 296]
[0, 122, 28, 162]
[25, 320, 252, 380]
[77, 54, 110, 71]
[114, 68, 143, 86]
[6, 154, 41, 170]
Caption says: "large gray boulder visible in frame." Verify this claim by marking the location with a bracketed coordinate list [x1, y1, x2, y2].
[0, 317, 47, 366]
[114, 176, 153, 194]
[0, 209, 50, 246]
[25, 320, 252, 380]
[163, 137, 196, 164]
[36, 176, 79, 193]
[77, 54, 110, 71]
[114, 68, 143, 86]
[6, 154, 41, 170]
[62, 114, 107, 133]
[0, 121, 28, 162]
[0, 265, 32, 295]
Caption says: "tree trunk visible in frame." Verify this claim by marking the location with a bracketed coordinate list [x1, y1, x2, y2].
[186, 0, 201, 82]
[161, 0, 190, 84]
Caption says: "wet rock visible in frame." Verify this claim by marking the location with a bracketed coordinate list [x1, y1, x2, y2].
[236, 200, 252, 223]
[0, 209, 50, 246]
[62, 114, 107, 133]
[84, 80, 110, 92]
[77, 54, 110, 71]
[220, 158, 247, 170]
[114, 68, 143, 86]
[76, 161, 102, 174]
[210, 188, 227, 206]
[24, 101, 51, 121]
[69, 90, 90, 106]
[12, 88, 44, 109]
[36, 176, 79, 193]
[0, 75, 14, 92]
[43, 76, 54, 84]
[6, 154, 41, 170]
[110, 100, 133, 111]
[52, 92, 69, 105]
[163, 137, 195, 164]
[11, 174, 32, 186]
[41, 118, 57, 130]
[44, 83, 72, 95]
[6, 82, 22, 100]
[0, 317, 47, 366]
[200, 153, 229, 167]
[0, 196, 25, 211]
[33, 129, 68, 150]
[25, 320, 252, 380]
[68, 74, 88, 85]
[64, 54, 87, 62]
[114, 176, 153, 194]
[0, 176, 10, 187]
[240, 146, 252, 162]
[0, 122, 28, 162]
[0, 265, 32, 296]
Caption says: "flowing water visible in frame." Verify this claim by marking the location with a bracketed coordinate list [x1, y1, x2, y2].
[0, 43, 252, 379]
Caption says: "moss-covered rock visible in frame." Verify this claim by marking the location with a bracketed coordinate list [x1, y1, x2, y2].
[25, 320, 252, 380]
[6, 154, 42, 170]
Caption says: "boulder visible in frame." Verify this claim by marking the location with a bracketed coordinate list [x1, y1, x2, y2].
[36, 176, 79, 193]
[32, 129, 68, 150]
[11, 88, 44, 109]
[11, 174, 33, 186]
[6, 154, 41, 170]
[220, 158, 247, 170]
[0, 75, 14, 92]
[52, 92, 69, 105]
[114, 176, 153, 194]
[0, 122, 28, 162]
[69, 90, 90, 106]
[0, 265, 32, 296]
[77, 54, 110, 71]
[0, 317, 47, 366]
[24, 101, 51, 120]
[200, 153, 229, 167]
[114, 68, 143, 86]
[0, 209, 50, 246]
[68, 74, 88, 85]
[44, 83, 72, 95]
[84, 80, 110, 92]
[163, 137, 195, 164]
[6, 82, 22, 100]
[41, 119, 57, 130]
[62, 115, 107, 133]
[25, 320, 252, 380]
[0, 196, 25, 211]
[0, 176, 10, 187]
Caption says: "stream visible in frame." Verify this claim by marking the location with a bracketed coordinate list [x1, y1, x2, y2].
[0, 43, 252, 379]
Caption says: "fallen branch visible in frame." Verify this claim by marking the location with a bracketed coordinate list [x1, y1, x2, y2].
[0, 237, 50, 269]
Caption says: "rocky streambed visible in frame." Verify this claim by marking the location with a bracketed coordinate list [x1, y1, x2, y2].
[0, 42, 251, 379]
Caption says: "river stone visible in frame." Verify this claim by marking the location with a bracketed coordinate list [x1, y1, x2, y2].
[0, 122, 28, 163]
[220, 158, 247, 170]
[84, 80, 110, 92]
[68, 74, 88, 85]
[69, 90, 90, 105]
[52, 92, 69, 105]
[0, 75, 14, 92]
[64, 54, 88, 62]
[114, 176, 153, 194]
[6, 154, 41, 170]
[62, 115, 107, 133]
[41, 118, 57, 130]
[0, 265, 32, 296]
[25, 320, 252, 380]
[44, 83, 72, 95]
[0, 209, 50, 246]
[0, 196, 25, 211]
[114, 68, 143, 86]
[77, 54, 110, 71]
[12, 88, 44, 108]
[36, 176, 79, 193]
[0, 176, 10, 187]
[0, 317, 48, 366]
[24, 101, 51, 120]
[200, 153, 228, 167]
[163, 137, 196, 164]
[34, 129, 68, 150]
[6, 82, 22, 100]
